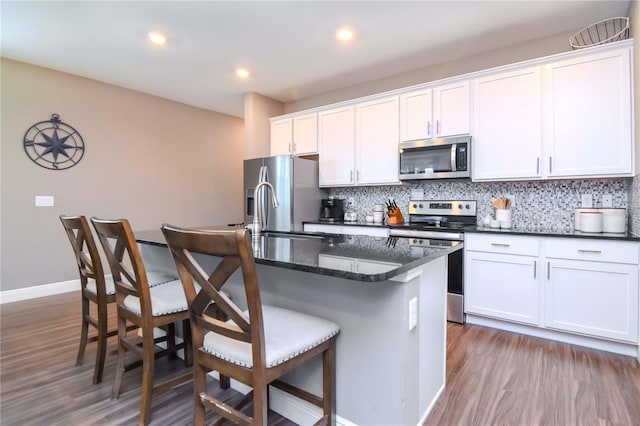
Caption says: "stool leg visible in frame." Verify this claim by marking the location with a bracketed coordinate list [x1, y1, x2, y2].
[93, 301, 108, 384]
[193, 361, 206, 426]
[139, 326, 156, 426]
[76, 294, 90, 366]
[111, 318, 127, 399]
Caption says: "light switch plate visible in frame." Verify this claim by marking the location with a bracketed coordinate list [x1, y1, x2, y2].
[602, 194, 613, 208]
[581, 194, 593, 208]
[35, 196, 54, 207]
[408, 297, 418, 331]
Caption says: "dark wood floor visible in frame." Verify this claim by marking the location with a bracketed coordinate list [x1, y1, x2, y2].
[2, 292, 639, 425]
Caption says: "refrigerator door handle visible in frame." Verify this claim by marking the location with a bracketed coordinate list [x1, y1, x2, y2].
[262, 166, 269, 229]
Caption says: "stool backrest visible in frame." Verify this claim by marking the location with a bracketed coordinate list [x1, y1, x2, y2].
[91, 217, 152, 317]
[60, 214, 106, 297]
[161, 225, 266, 369]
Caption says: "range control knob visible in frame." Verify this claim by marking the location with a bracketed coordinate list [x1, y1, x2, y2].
[412, 203, 417, 209]
[458, 203, 463, 209]
[465, 204, 470, 209]
[419, 203, 424, 208]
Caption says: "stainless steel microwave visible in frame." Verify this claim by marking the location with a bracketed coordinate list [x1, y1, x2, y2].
[399, 136, 471, 180]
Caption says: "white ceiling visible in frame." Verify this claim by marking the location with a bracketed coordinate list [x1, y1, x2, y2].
[1, 1, 631, 118]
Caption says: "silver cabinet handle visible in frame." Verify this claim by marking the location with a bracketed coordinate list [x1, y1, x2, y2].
[549, 156, 552, 173]
[536, 157, 540, 174]
[491, 243, 510, 247]
[427, 121, 431, 137]
[292, 142, 297, 153]
[436, 120, 441, 135]
[547, 262, 550, 280]
[288, 143, 292, 153]
[350, 170, 354, 182]
[357, 170, 360, 181]
[533, 260, 537, 279]
[578, 249, 602, 254]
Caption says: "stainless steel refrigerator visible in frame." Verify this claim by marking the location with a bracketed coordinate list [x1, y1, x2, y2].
[244, 155, 327, 232]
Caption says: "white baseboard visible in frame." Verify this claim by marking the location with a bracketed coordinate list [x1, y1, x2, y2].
[0, 279, 79, 304]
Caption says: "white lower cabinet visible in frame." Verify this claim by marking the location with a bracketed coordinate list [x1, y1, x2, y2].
[544, 239, 639, 343]
[465, 251, 539, 325]
[464, 233, 639, 346]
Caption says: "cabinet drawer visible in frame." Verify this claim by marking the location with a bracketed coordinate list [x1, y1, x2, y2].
[465, 233, 539, 256]
[545, 238, 639, 264]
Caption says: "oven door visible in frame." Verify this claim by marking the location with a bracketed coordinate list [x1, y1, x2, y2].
[399, 136, 471, 180]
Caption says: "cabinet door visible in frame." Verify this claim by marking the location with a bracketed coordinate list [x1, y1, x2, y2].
[472, 67, 542, 181]
[270, 118, 293, 156]
[433, 81, 470, 137]
[545, 259, 638, 343]
[545, 47, 632, 178]
[400, 89, 432, 141]
[318, 106, 356, 186]
[355, 96, 400, 185]
[465, 251, 539, 325]
[293, 113, 318, 155]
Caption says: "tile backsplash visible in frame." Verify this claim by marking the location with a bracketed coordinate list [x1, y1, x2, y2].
[330, 178, 632, 233]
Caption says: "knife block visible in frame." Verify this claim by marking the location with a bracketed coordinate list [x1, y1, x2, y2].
[387, 208, 404, 225]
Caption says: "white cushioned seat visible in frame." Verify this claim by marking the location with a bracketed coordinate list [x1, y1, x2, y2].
[85, 271, 177, 296]
[202, 305, 340, 368]
[123, 279, 191, 316]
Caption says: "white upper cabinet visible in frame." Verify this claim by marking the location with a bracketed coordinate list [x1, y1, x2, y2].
[319, 97, 400, 187]
[544, 47, 633, 178]
[400, 81, 470, 142]
[472, 67, 542, 181]
[292, 113, 318, 155]
[433, 81, 471, 138]
[400, 89, 433, 141]
[355, 96, 400, 185]
[270, 117, 293, 156]
[270, 113, 318, 156]
[318, 106, 356, 186]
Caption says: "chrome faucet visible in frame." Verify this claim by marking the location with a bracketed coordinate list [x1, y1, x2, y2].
[252, 180, 279, 242]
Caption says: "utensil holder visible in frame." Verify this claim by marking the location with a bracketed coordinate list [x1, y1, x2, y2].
[387, 207, 404, 225]
[495, 209, 512, 221]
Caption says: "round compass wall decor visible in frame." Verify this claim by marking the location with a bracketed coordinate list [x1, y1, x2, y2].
[23, 113, 85, 170]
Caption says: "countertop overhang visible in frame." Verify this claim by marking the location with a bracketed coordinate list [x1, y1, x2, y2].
[135, 227, 459, 282]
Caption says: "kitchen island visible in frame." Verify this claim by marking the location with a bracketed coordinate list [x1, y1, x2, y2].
[136, 228, 457, 425]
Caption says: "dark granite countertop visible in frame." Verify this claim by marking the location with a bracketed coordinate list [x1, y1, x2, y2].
[305, 220, 391, 228]
[135, 227, 459, 282]
[466, 226, 640, 241]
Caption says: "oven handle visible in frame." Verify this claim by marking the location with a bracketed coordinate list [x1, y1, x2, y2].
[450, 143, 457, 172]
[389, 228, 463, 240]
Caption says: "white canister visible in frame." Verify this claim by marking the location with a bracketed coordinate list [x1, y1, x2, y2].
[373, 204, 384, 212]
[373, 211, 384, 223]
[495, 209, 512, 221]
[580, 211, 603, 233]
[574, 207, 598, 231]
[601, 208, 626, 233]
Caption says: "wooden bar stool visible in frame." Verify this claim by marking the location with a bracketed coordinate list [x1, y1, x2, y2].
[162, 224, 339, 426]
[60, 214, 113, 384]
[91, 217, 192, 426]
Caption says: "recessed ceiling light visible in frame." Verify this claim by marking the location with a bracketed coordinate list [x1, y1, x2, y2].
[336, 28, 354, 42]
[236, 68, 250, 79]
[148, 32, 167, 46]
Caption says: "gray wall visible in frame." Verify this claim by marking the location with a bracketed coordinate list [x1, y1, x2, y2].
[285, 30, 575, 113]
[0, 59, 245, 291]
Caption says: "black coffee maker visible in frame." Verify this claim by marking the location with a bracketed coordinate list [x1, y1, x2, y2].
[320, 198, 345, 222]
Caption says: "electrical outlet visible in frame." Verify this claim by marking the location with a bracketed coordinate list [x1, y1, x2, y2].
[602, 194, 613, 208]
[348, 197, 355, 206]
[408, 297, 418, 331]
[581, 194, 593, 208]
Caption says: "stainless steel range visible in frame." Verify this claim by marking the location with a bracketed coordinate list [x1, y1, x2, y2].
[389, 200, 477, 324]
